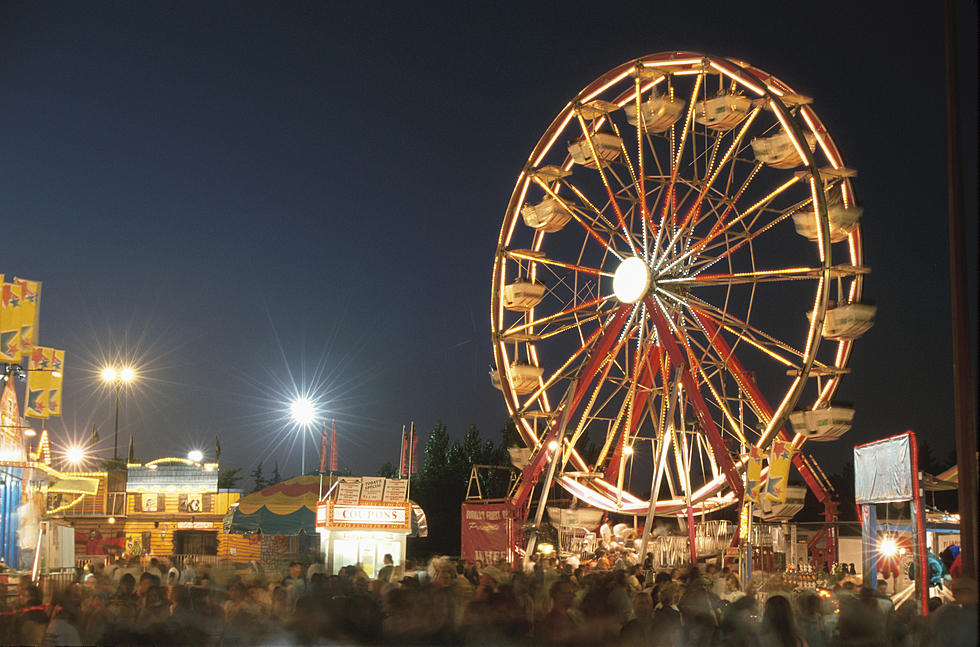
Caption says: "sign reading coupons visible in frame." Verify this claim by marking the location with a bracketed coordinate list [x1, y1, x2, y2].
[317, 501, 412, 533]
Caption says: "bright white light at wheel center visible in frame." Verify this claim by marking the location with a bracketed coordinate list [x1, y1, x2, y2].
[613, 257, 651, 303]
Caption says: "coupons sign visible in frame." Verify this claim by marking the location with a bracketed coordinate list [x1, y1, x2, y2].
[317, 502, 412, 533]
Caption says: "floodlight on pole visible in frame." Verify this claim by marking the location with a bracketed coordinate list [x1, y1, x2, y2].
[289, 396, 318, 475]
[66, 445, 85, 467]
[188, 450, 204, 463]
[102, 365, 138, 460]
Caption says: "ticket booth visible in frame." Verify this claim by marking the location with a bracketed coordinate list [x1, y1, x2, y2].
[316, 477, 413, 577]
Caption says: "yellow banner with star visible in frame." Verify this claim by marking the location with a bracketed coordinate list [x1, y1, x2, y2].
[764, 440, 795, 503]
[47, 349, 65, 417]
[13, 277, 41, 359]
[0, 282, 23, 362]
[26, 347, 52, 418]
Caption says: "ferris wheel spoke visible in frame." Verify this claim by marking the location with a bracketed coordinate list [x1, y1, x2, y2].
[507, 250, 610, 278]
[668, 292, 812, 369]
[657, 174, 801, 275]
[502, 296, 612, 338]
[573, 112, 640, 257]
[529, 176, 624, 259]
[663, 265, 824, 288]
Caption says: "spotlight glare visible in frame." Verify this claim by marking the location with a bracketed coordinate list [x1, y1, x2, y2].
[120, 367, 136, 383]
[289, 397, 317, 426]
[101, 367, 117, 382]
[66, 446, 86, 466]
[878, 537, 899, 559]
[188, 450, 204, 463]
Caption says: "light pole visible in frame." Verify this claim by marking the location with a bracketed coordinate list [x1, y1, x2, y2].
[102, 366, 136, 460]
[289, 396, 316, 475]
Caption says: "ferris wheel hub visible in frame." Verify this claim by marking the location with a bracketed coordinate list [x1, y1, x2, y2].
[613, 256, 652, 303]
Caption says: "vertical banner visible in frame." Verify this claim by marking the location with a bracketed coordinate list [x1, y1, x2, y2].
[0, 282, 23, 361]
[47, 349, 64, 417]
[318, 424, 328, 474]
[745, 446, 763, 504]
[13, 278, 41, 359]
[329, 420, 338, 472]
[409, 422, 418, 475]
[399, 426, 408, 478]
[25, 347, 51, 418]
[765, 440, 794, 503]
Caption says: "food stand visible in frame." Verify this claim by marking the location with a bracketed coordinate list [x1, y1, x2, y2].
[315, 476, 416, 577]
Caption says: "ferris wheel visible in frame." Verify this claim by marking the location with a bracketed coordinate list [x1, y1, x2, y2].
[491, 52, 874, 521]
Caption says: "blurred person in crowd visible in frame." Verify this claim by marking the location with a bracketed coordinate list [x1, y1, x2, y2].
[927, 576, 978, 647]
[651, 582, 682, 647]
[760, 594, 808, 647]
[720, 594, 760, 647]
[535, 578, 580, 645]
[620, 590, 656, 647]
[178, 558, 196, 584]
[795, 590, 828, 647]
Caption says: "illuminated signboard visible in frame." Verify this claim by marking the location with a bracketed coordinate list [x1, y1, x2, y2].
[317, 502, 411, 533]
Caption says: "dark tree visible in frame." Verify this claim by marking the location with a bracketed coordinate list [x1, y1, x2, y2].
[217, 467, 243, 490]
[269, 461, 282, 485]
[250, 462, 266, 492]
[377, 461, 396, 478]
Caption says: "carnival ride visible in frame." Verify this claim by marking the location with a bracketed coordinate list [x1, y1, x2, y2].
[489, 52, 874, 566]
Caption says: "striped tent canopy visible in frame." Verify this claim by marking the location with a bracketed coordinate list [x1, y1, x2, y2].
[224, 475, 323, 536]
[238, 475, 322, 515]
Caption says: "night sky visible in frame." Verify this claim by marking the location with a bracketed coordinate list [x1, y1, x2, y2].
[1, 2, 976, 481]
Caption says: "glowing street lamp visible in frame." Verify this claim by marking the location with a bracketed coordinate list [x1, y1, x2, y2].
[102, 365, 137, 460]
[66, 445, 86, 467]
[289, 396, 319, 475]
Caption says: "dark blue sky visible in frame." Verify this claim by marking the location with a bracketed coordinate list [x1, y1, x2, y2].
[1, 2, 975, 479]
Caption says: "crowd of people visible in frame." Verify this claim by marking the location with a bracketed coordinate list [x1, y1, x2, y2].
[0, 552, 976, 646]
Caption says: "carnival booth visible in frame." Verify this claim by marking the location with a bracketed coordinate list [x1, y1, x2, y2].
[315, 476, 426, 577]
[224, 475, 323, 572]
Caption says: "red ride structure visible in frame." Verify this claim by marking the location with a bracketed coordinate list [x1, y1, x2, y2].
[489, 52, 873, 569]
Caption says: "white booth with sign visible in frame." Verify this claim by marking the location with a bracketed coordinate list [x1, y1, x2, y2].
[316, 476, 415, 577]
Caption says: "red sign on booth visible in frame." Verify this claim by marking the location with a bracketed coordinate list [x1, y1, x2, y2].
[461, 502, 516, 564]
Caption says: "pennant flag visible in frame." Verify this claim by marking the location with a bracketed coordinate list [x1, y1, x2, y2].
[318, 424, 328, 474]
[25, 347, 51, 418]
[328, 420, 338, 472]
[746, 446, 764, 504]
[89, 424, 100, 447]
[128, 435, 135, 463]
[399, 426, 408, 478]
[47, 349, 65, 417]
[13, 278, 41, 359]
[0, 282, 24, 361]
[215, 435, 221, 462]
[409, 422, 418, 476]
[765, 440, 794, 503]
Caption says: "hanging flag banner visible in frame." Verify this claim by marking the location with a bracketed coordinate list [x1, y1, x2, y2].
[408, 422, 418, 475]
[47, 349, 65, 417]
[329, 420, 338, 472]
[745, 446, 764, 504]
[0, 282, 23, 361]
[318, 424, 328, 474]
[25, 347, 51, 418]
[765, 440, 794, 503]
[13, 278, 41, 359]
[398, 427, 408, 478]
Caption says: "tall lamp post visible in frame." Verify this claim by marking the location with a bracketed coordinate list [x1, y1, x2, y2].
[289, 396, 317, 476]
[101, 366, 136, 460]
